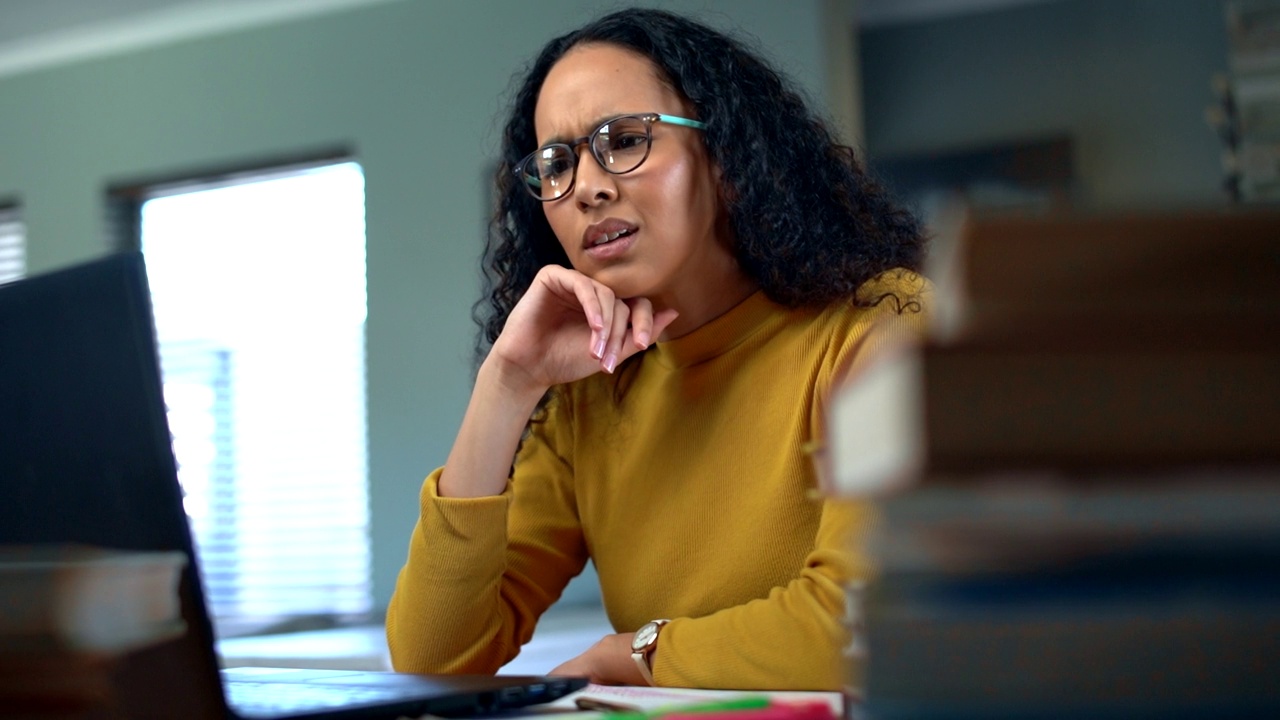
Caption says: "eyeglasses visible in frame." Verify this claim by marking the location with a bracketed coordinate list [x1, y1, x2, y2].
[514, 113, 707, 202]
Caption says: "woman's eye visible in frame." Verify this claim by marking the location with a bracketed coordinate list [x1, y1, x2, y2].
[610, 134, 648, 152]
[542, 157, 573, 178]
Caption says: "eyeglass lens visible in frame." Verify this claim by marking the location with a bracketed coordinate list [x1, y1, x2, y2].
[523, 116, 653, 200]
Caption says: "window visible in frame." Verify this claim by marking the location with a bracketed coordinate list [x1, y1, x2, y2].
[0, 205, 24, 285]
[132, 161, 370, 636]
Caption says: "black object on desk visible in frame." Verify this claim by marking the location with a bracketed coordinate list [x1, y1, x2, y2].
[0, 252, 586, 719]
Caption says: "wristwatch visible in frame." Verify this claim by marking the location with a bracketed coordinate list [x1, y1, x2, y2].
[630, 619, 670, 686]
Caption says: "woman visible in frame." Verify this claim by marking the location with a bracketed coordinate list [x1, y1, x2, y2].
[387, 8, 927, 690]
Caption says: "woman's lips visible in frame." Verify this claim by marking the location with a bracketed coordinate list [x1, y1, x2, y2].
[583, 229, 636, 261]
[582, 219, 638, 261]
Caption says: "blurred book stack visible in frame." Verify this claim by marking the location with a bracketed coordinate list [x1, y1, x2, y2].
[0, 544, 187, 718]
[829, 206, 1280, 719]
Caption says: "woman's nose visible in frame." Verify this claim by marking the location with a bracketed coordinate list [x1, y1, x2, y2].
[572, 149, 619, 207]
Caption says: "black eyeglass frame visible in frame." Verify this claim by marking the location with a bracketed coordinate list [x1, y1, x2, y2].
[512, 113, 707, 202]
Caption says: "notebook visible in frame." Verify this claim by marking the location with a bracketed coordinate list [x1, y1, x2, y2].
[0, 252, 587, 719]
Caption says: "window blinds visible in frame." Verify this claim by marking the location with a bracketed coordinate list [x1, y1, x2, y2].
[137, 161, 371, 636]
[0, 206, 24, 285]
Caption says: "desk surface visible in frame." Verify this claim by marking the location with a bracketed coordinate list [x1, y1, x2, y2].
[541, 684, 844, 719]
[216, 603, 615, 674]
[214, 605, 844, 720]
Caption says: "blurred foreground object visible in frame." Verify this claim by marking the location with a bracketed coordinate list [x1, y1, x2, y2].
[1217, 0, 1280, 203]
[832, 205, 1280, 494]
[829, 205, 1280, 718]
[0, 545, 187, 718]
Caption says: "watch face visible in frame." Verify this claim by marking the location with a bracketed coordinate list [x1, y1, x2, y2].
[633, 622, 659, 650]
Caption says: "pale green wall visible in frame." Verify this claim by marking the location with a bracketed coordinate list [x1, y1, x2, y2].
[0, 0, 843, 610]
[860, 0, 1230, 208]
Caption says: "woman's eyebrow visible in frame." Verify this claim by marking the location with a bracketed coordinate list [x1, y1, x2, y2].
[539, 113, 628, 147]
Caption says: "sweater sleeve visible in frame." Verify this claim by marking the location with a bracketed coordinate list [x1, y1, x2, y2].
[652, 496, 873, 690]
[653, 277, 929, 690]
[385, 399, 590, 674]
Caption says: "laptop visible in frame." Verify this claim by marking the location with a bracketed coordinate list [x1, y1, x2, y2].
[0, 252, 588, 719]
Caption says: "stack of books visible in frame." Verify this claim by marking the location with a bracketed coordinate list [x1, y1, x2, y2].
[0, 544, 187, 716]
[829, 206, 1280, 719]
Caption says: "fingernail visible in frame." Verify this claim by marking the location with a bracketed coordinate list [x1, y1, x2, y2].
[593, 337, 606, 359]
[636, 331, 651, 348]
[603, 352, 618, 374]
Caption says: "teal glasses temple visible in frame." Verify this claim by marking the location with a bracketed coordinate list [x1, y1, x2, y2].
[652, 114, 707, 130]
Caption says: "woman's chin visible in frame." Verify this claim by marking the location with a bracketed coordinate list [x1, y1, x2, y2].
[585, 270, 650, 302]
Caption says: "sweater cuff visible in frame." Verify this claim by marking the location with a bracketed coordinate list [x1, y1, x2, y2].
[418, 467, 512, 574]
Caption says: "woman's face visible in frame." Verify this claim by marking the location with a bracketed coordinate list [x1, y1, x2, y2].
[533, 43, 734, 307]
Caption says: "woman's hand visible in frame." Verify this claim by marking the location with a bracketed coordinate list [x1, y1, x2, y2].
[488, 265, 679, 395]
[548, 632, 647, 686]
[439, 266, 677, 499]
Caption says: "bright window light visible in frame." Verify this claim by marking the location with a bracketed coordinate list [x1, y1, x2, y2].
[140, 161, 371, 635]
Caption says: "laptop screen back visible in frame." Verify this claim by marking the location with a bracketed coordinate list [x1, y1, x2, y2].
[0, 252, 228, 718]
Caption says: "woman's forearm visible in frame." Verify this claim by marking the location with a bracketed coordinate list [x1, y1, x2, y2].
[438, 354, 549, 498]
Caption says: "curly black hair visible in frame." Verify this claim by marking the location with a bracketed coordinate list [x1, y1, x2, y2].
[474, 7, 925, 363]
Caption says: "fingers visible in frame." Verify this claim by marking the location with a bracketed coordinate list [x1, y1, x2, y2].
[651, 306, 680, 340]
[591, 285, 617, 362]
[607, 299, 681, 371]
[533, 266, 680, 375]
[627, 297, 655, 350]
[601, 297, 630, 373]
[552, 267, 615, 361]
[624, 298, 680, 351]
[566, 275, 607, 335]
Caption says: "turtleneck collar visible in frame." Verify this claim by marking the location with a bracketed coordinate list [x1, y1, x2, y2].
[649, 290, 780, 369]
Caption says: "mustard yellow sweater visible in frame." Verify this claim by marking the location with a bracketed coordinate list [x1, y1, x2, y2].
[387, 272, 927, 690]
